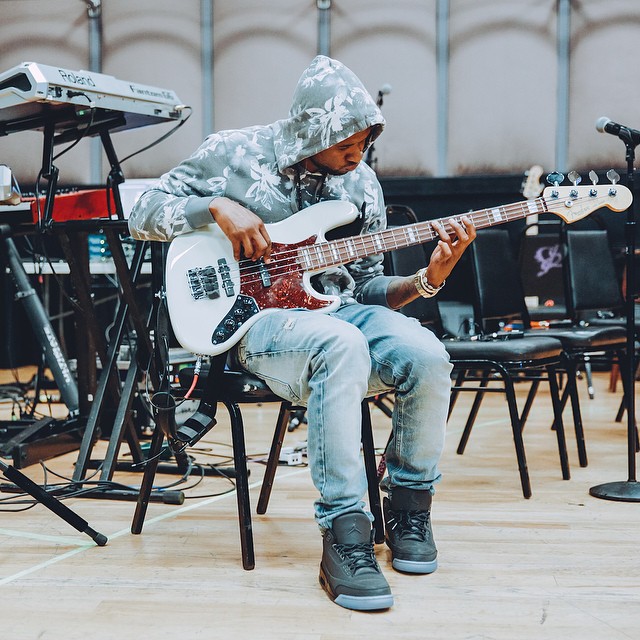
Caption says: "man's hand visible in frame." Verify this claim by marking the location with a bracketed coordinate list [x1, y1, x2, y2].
[386, 215, 476, 309]
[425, 216, 476, 286]
[209, 197, 273, 262]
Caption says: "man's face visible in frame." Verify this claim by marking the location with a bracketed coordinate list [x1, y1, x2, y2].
[304, 127, 373, 175]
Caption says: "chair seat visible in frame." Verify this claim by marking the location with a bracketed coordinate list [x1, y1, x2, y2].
[442, 336, 563, 363]
[179, 365, 283, 404]
[525, 325, 627, 350]
[586, 316, 640, 332]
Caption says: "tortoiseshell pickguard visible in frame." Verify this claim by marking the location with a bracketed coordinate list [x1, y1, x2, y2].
[239, 237, 331, 312]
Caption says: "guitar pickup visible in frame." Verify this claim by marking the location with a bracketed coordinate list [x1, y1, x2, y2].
[258, 260, 271, 287]
[218, 258, 235, 297]
[187, 265, 220, 300]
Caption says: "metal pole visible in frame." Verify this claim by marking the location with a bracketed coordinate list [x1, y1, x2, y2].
[435, 0, 449, 177]
[317, 0, 331, 57]
[84, 0, 103, 183]
[556, 0, 571, 173]
[201, 0, 215, 136]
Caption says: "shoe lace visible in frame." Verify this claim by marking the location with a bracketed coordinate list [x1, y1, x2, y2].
[334, 542, 380, 575]
[388, 510, 430, 542]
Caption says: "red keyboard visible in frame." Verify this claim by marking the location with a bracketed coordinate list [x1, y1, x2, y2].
[25, 188, 117, 224]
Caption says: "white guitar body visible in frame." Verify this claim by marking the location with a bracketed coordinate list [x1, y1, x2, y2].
[166, 200, 359, 355]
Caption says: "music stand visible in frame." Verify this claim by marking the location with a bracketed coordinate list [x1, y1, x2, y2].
[590, 132, 640, 501]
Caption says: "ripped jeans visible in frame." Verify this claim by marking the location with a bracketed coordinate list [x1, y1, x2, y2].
[234, 302, 453, 529]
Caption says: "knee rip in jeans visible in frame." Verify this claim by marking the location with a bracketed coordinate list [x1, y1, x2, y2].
[269, 316, 297, 346]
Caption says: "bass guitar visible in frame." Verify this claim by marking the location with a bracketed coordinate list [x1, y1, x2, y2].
[165, 179, 632, 355]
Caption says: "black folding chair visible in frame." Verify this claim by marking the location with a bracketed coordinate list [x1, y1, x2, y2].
[131, 355, 384, 570]
[470, 228, 627, 467]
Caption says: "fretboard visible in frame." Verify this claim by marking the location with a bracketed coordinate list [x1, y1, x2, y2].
[297, 196, 548, 272]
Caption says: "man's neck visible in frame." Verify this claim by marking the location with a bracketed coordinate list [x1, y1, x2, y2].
[301, 157, 322, 174]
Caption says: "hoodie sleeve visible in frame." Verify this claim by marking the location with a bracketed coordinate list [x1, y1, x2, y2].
[348, 174, 401, 308]
[128, 134, 230, 242]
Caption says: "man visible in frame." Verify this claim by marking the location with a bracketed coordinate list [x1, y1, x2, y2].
[129, 55, 475, 611]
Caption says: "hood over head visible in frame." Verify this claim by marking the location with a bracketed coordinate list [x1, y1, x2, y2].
[274, 55, 385, 172]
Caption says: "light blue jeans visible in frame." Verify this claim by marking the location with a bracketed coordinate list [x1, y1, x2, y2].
[235, 302, 452, 529]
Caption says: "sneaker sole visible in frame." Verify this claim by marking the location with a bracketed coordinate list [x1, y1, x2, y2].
[319, 566, 394, 611]
[391, 557, 438, 574]
[334, 593, 394, 611]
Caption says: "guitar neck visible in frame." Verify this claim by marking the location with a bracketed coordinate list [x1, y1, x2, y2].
[298, 196, 548, 272]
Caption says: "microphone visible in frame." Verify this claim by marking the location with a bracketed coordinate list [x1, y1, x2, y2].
[596, 117, 640, 146]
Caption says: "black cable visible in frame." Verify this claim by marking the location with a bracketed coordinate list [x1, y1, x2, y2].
[52, 102, 97, 162]
[117, 106, 192, 165]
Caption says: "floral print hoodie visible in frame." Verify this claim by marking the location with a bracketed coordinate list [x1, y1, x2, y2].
[128, 55, 396, 307]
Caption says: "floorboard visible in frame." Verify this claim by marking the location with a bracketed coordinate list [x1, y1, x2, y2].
[1, 369, 639, 640]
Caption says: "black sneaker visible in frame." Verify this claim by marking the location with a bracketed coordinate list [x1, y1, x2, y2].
[319, 512, 393, 611]
[384, 487, 438, 574]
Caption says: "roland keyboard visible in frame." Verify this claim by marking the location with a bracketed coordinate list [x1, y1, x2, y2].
[0, 61, 187, 136]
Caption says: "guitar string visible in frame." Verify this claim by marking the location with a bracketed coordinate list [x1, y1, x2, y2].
[226, 198, 542, 285]
[210, 193, 613, 289]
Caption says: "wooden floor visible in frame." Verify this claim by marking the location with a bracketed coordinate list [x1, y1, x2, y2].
[1, 369, 639, 640]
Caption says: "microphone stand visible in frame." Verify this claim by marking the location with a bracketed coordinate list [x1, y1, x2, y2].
[590, 133, 640, 501]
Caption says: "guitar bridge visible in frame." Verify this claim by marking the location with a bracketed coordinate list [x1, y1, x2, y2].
[187, 265, 220, 300]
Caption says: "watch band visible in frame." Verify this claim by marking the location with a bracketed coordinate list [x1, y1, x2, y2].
[413, 268, 445, 298]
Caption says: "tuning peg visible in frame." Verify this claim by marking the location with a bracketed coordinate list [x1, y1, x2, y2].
[587, 170, 600, 196]
[567, 170, 582, 186]
[546, 171, 564, 186]
[606, 169, 620, 185]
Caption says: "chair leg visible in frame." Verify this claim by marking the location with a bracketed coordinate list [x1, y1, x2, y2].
[225, 400, 255, 571]
[615, 394, 626, 423]
[502, 371, 532, 499]
[256, 402, 293, 515]
[546, 364, 570, 480]
[615, 351, 630, 423]
[131, 422, 165, 534]
[564, 357, 588, 467]
[456, 370, 490, 454]
[609, 362, 620, 393]
[370, 393, 394, 418]
[583, 356, 595, 400]
[361, 400, 384, 544]
[448, 369, 467, 419]
[614, 350, 640, 451]
[519, 378, 541, 430]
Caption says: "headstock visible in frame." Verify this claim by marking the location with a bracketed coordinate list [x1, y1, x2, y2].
[521, 164, 544, 199]
[543, 170, 632, 223]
